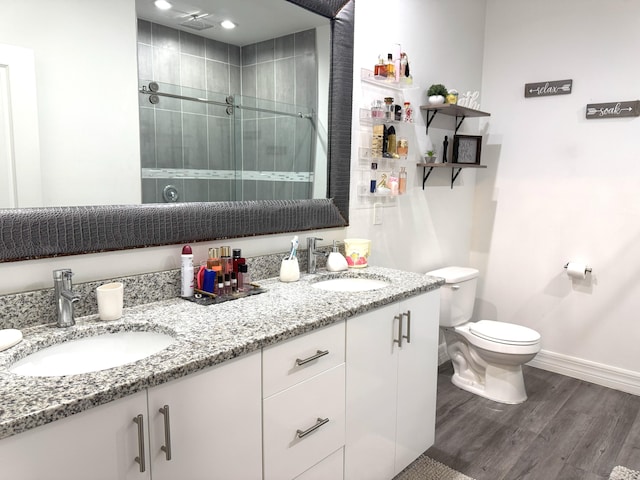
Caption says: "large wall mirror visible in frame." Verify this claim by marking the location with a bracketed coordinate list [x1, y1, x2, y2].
[0, 0, 353, 262]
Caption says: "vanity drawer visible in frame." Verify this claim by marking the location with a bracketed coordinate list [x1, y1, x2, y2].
[263, 364, 345, 480]
[263, 320, 345, 398]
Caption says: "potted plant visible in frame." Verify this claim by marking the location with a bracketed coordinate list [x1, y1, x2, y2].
[425, 149, 437, 163]
[427, 84, 448, 104]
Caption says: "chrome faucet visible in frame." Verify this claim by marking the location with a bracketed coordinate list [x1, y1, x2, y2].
[53, 269, 81, 327]
[306, 237, 328, 274]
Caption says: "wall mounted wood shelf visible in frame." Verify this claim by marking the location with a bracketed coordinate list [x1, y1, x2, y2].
[418, 162, 487, 189]
[419, 104, 490, 134]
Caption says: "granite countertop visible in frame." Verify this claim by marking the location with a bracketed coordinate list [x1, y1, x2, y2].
[0, 267, 443, 440]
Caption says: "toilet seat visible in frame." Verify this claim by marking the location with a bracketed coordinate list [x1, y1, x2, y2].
[470, 320, 540, 346]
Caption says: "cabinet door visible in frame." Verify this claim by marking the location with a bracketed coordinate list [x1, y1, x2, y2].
[345, 302, 400, 480]
[394, 291, 440, 474]
[0, 390, 150, 480]
[148, 351, 262, 480]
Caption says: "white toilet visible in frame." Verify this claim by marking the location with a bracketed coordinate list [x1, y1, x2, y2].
[427, 266, 541, 404]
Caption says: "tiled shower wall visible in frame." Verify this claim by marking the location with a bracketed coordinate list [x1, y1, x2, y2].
[137, 20, 317, 203]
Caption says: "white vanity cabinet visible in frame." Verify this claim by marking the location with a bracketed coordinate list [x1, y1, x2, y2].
[345, 290, 440, 480]
[0, 351, 262, 480]
[262, 320, 346, 480]
[0, 285, 441, 480]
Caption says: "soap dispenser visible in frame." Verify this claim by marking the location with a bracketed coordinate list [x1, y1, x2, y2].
[326, 241, 349, 272]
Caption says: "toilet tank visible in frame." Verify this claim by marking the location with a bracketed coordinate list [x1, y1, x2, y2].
[426, 267, 479, 327]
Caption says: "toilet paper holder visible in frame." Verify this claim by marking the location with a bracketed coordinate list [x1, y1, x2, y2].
[564, 262, 592, 274]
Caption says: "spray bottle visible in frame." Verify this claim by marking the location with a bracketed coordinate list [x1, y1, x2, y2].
[181, 245, 194, 297]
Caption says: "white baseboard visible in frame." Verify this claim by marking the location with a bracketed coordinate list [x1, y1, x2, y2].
[528, 349, 640, 396]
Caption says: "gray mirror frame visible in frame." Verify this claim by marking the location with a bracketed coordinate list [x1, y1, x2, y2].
[0, 0, 354, 262]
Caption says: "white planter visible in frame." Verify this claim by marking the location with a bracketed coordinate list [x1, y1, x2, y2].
[428, 95, 445, 105]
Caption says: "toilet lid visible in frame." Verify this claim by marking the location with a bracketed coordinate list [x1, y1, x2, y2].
[469, 320, 540, 346]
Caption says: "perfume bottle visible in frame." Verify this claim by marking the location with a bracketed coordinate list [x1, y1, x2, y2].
[397, 138, 409, 157]
[403, 102, 413, 123]
[371, 99, 384, 118]
[374, 55, 387, 78]
[232, 248, 245, 274]
[220, 246, 232, 275]
[370, 162, 378, 194]
[399, 167, 407, 194]
[386, 53, 395, 79]
[387, 126, 397, 156]
[372, 124, 384, 157]
[388, 171, 399, 195]
[384, 97, 394, 120]
[238, 264, 248, 291]
[206, 247, 220, 269]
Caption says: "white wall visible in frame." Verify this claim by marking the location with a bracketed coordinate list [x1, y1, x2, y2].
[348, 0, 487, 273]
[0, 0, 141, 207]
[5, 0, 636, 393]
[474, 0, 640, 385]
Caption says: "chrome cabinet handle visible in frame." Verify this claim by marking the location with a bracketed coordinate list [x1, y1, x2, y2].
[295, 349, 329, 367]
[133, 414, 146, 473]
[159, 405, 172, 461]
[296, 417, 330, 439]
[393, 314, 403, 347]
[403, 310, 411, 344]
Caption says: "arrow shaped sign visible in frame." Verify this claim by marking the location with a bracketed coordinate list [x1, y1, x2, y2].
[585, 100, 640, 119]
[524, 79, 573, 98]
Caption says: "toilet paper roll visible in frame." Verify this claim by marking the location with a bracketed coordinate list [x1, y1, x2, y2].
[566, 262, 587, 280]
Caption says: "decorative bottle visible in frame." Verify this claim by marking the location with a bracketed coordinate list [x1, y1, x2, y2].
[403, 102, 413, 123]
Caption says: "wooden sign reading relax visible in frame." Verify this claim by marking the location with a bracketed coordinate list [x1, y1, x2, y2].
[524, 79, 572, 98]
[585, 100, 640, 119]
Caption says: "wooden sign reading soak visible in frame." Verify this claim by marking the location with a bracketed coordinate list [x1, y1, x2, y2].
[524, 79, 572, 98]
[586, 100, 640, 119]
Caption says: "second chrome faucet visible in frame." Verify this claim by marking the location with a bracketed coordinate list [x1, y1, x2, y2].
[306, 237, 328, 274]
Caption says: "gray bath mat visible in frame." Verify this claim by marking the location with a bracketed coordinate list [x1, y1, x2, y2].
[610, 466, 640, 480]
[393, 454, 475, 480]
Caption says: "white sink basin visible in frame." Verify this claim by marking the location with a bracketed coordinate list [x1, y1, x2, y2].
[9, 331, 175, 377]
[312, 277, 390, 292]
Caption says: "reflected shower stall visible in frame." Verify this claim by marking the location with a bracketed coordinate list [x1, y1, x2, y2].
[136, 19, 326, 204]
[139, 82, 318, 203]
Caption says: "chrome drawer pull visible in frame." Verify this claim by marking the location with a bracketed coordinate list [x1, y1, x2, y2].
[295, 349, 329, 367]
[393, 314, 403, 347]
[296, 417, 330, 439]
[133, 414, 146, 473]
[159, 405, 172, 461]
[403, 310, 411, 344]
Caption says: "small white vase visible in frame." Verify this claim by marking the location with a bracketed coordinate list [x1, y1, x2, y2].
[428, 95, 445, 105]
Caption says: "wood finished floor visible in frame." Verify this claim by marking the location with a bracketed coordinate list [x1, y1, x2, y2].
[425, 363, 640, 480]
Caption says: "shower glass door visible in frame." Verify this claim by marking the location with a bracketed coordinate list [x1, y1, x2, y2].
[138, 82, 321, 203]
